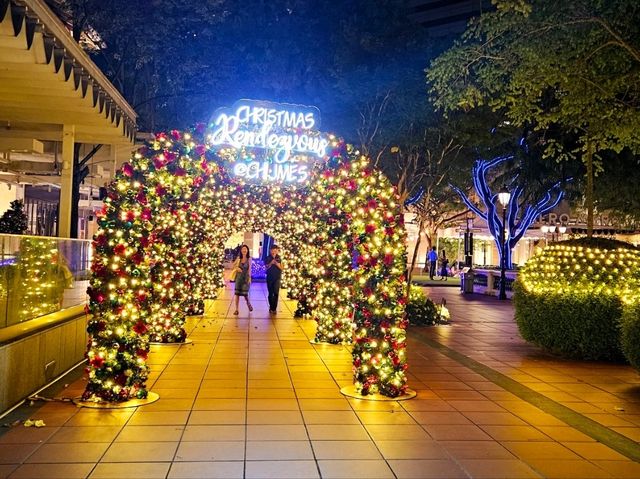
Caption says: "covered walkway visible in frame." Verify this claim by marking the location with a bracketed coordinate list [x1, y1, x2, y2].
[0, 0, 137, 237]
[0, 285, 639, 478]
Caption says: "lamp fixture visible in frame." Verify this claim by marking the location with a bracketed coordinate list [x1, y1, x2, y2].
[498, 186, 511, 207]
[497, 185, 510, 300]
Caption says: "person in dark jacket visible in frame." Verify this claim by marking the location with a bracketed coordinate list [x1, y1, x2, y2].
[440, 250, 449, 280]
[265, 245, 283, 314]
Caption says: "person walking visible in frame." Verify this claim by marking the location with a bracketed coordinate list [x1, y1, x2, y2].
[265, 244, 283, 314]
[232, 245, 253, 315]
[427, 246, 438, 280]
[440, 249, 449, 281]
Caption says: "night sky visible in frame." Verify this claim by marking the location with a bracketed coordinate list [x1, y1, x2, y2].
[77, 0, 473, 136]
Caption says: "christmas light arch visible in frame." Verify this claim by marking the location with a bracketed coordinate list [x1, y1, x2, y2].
[84, 116, 409, 402]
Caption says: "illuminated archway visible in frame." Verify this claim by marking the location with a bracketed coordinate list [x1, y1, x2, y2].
[84, 101, 409, 401]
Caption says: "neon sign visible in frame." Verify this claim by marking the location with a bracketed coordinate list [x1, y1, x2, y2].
[231, 161, 310, 183]
[208, 100, 330, 183]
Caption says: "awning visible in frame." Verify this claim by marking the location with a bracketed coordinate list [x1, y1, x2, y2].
[0, 0, 136, 145]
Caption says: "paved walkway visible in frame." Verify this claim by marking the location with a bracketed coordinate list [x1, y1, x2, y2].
[0, 284, 638, 478]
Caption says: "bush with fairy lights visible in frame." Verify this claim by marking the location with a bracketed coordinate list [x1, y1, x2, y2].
[514, 238, 640, 361]
[406, 286, 449, 326]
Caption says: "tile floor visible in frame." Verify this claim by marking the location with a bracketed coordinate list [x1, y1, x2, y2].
[420, 288, 640, 444]
[0, 284, 638, 478]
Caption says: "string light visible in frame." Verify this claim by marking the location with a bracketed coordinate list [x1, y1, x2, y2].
[520, 243, 640, 303]
[83, 125, 409, 402]
[16, 238, 69, 321]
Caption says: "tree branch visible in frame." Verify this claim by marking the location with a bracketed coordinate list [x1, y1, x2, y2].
[451, 184, 485, 219]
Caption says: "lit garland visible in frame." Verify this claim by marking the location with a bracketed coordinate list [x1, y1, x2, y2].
[84, 124, 409, 402]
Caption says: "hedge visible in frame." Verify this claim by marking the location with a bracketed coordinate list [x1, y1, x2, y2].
[513, 282, 624, 360]
[514, 237, 640, 362]
[621, 302, 640, 370]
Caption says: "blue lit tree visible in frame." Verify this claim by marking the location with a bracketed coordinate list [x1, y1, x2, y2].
[452, 155, 565, 269]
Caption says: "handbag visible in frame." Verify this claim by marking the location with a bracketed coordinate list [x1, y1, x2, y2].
[230, 259, 238, 281]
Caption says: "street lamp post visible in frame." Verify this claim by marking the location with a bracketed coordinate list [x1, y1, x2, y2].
[498, 186, 511, 300]
[464, 211, 474, 267]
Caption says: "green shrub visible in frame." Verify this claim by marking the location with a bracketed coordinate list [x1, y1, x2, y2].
[406, 286, 447, 326]
[515, 238, 640, 361]
[621, 302, 640, 369]
[513, 282, 624, 360]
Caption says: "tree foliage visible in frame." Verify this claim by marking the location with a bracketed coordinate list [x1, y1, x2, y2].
[83, 0, 227, 131]
[389, 112, 489, 285]
[427, 0, 640, 234]
[328, 0, 436, 160]
[427, 0, 640, 158]
[51, 0, 446, 142]
[593, 151, 640, 226]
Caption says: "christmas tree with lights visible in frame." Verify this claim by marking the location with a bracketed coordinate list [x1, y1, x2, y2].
[0, 200, 28, 234]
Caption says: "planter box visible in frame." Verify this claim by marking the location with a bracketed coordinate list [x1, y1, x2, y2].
[0, 305, 87, 414]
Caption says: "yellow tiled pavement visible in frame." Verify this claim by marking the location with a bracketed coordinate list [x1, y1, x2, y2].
[0, 284, 638, 478]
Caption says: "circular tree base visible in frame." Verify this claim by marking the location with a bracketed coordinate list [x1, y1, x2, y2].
[340, 385, 416, 401]
[73, 391, 160, 409]
[149, 338, 193, 346]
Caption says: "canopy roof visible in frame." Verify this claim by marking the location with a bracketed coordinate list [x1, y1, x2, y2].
[0, 0, 136, 146]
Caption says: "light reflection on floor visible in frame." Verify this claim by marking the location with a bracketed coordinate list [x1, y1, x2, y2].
[0, 284, 638, 478]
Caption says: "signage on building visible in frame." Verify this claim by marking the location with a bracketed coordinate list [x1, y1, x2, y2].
[538, 212, 638, 231]
[208, 99, 330, 184]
